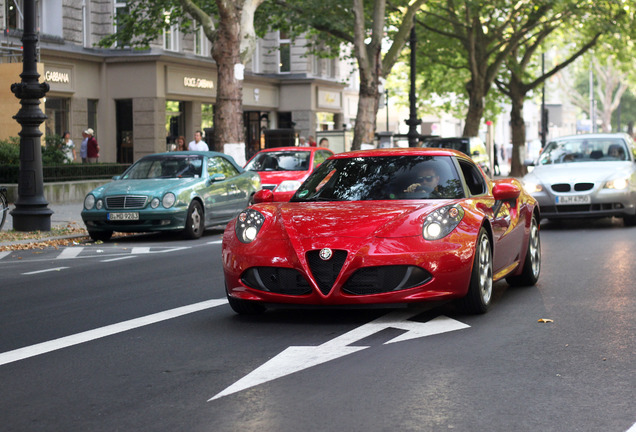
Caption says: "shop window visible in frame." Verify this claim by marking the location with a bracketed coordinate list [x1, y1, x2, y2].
[44, 98, 69, 137]
[279, 31, 290, 73]
[165, 101, 185, 148]
[202, 103, 214, 130]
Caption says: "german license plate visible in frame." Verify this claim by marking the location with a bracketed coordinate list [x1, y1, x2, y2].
[555, 195, 591, 205]
[108, 212, 139, 221]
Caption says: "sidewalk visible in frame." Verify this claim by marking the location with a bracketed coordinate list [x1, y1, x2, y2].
[1, 202, 87, 248]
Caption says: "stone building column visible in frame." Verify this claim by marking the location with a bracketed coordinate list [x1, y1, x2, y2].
[133, 97, 165, 159]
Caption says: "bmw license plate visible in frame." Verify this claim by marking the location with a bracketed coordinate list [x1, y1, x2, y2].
[555, 195, 591, 205]
[108, 212, 139, 221]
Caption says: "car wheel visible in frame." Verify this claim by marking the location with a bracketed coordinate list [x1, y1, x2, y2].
[506, 215, 541, 286]
[623, 214, 636, 227]
[457, 228, 492, 314]
[226, 284, 266, 315]
[183, 201, 204, 239]
[88, 230, 113, 242]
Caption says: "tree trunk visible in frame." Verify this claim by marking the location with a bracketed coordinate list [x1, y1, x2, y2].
[509, 86, 528, 177]
[212, 2, 244, 152]
[462, 81, 485, 137]
[352, 70, 379, 150]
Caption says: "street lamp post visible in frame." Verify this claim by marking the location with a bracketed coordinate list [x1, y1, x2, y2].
[10, 0, 52, 231]
[405, 24, 420, 148]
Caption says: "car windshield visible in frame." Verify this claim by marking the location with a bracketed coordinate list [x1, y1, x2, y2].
[291, 155, 465, 202]
[245, 151, 311, 172]
[121, 155, 204, 179]
[538, 138, 628, 165]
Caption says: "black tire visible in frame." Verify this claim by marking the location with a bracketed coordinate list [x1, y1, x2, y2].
[0, 192, 7, 231]
[623, 214, 636, 227]
[88, 230, 113, 242]
[456, 228, 493, 314]
[226, 285, 266, 315]
[506, 215, 541, 287]
[183, 201, 204, 239]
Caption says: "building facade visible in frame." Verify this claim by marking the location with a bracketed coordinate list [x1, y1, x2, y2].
[0, 0, 358, 164]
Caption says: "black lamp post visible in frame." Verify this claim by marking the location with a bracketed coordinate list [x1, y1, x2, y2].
[405, 24, 420, 147]
[10, 0, 52, 231]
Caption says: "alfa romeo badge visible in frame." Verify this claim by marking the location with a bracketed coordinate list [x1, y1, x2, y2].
[319, 248, 333, 261]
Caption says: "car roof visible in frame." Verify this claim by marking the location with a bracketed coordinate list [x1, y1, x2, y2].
[148, 151, 244, 172]
[255, 146, 331, 152]
[329, 147, 468, 159]
[550, 133, 633, 143]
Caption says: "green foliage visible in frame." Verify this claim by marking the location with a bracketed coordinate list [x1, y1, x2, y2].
[0, 137, 20, 165]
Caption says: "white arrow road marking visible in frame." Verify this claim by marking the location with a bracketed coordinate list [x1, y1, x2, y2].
[0, 299, 227, 367]
[101, 256, 136, 263]
[131, 247, 151, 254]
[209, 310, 469, 401]
[0, 251, 12, 260]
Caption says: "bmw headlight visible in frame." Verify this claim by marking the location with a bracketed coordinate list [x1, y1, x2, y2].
[604, 177, 629, 190]
[235, 209, 265, 243]
[162, 193, 176, 208]
[84, 194, 96, 210]
[276, 180, 302, 193]
[423, 204, 464, 240]
[150, 198, 160, 209]
[523, 181, 543, 194]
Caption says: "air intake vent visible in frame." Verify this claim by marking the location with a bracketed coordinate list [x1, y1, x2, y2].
[343, 266, 432, 295]
[306, 250, 348, 295]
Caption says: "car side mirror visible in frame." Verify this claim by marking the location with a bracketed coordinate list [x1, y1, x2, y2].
[254, 189, 274, 203]
[492, 180, 521, 201]
[209, 173, 226, 183]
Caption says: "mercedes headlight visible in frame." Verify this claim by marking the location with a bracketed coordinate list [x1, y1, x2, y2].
[84, 194, 96, 210]
[162, 193, 176, 208]
[276, 180, 302, 193]
[423, 204, 464, 240]
[150, 198, 160, 209]
[235, 209, 265, 243]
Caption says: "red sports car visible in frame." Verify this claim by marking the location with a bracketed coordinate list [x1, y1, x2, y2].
[223, 148, 541, 314]
[244, 146, 334, 201]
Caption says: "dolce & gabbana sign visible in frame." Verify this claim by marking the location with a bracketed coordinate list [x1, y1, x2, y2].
[43, 64, 74, 92]
[167, 66, 216, 96]
[183, 77, 214, 89]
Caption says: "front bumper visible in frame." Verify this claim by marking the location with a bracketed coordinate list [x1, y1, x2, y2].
[222, 225, 475, 306]
[531, 187, 636, 220]
[81, 207, 187, 232]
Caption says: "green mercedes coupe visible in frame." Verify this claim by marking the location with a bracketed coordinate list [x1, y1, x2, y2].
[81, 151, 261, 241]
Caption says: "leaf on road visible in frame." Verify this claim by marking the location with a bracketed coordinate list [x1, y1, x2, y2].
[538, 318, 554, 323]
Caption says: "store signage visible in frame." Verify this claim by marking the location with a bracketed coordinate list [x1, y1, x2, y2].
[318, 89, 341, 109]
[183, 77, 214, 89]
[45, 70, 70, 84]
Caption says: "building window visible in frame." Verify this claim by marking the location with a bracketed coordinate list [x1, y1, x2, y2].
[194, 25, 209, 56]
[163, 11, 179, 52]
[279, 31, 290, 73]
[44, 98, 69, 137]
[5, 0, 22, 30]
[113, 1, 128, 47]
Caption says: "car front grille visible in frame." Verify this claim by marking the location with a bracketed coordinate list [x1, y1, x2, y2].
[241, 267, 312, 295]
[550, 183, 594, 193]
[542, 203, 625, 214]
[306, 249, 348, 295]
[105, 195, 147, 209]
[342, 266, 432, 295]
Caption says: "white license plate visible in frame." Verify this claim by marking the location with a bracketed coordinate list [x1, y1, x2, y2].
[108, 212, 139, 221]
[555, 195, 591, 205]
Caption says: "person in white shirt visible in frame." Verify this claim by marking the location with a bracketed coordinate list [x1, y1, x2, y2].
[188, 130, 209, 151]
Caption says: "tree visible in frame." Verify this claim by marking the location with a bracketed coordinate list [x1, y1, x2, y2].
[263, 0, 425, 149]
[99, 0, 264, 152]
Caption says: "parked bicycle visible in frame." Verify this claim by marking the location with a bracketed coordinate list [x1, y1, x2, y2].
[0, 187, 8, 231]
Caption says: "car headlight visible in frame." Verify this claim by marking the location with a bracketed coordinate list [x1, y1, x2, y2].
[276, 180, 302, 193]
[235, 209, 265, 243]
[84, 194, 95, 210]
[96, 199, 104, 210]
[423, 204, 464, 240]
[523, 181, 543, 194]
[162, 193, 176, 208]
[604, 178, 629, 190]
[150, 197, 160, 209]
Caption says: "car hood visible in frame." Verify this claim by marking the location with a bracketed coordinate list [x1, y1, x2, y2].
[262, 201, 452, 239]
[256, 171, 309, 185]
[91, 178, 200, 197]
[527, 162, 633, 184]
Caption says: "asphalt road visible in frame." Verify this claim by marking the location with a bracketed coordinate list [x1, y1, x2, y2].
[0, 219, 634, 432]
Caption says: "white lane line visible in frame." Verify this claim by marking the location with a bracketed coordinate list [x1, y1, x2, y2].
[131, 247, 151, 254]
[0, 251, 10, 260]
[626, 422, 636, 432]
[22, 267, 69, 275]
[101, 256, 136, 263]
[57, 247, 84, 259]
[207, 240, 222, 244]
[0, 299, 228, 367]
